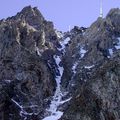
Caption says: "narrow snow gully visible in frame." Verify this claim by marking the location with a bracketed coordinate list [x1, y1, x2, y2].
[43, 55, 64, 120]
[43, 35, 71, 120]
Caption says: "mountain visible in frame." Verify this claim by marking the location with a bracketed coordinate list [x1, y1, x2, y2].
[0, 6, 120, 120]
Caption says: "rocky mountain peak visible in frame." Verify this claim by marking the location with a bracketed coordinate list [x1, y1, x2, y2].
[19, 6, 44, 20]
[106, 8, 120, 18]
[20, 5, 36, 15]
[14, 6, 45, 30]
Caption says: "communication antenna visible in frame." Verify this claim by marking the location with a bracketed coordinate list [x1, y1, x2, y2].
[100, 0, 103, 18]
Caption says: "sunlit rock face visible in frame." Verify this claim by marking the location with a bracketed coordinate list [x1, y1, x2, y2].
[0, 6, 58, 120]
[0, 6, 120, 120]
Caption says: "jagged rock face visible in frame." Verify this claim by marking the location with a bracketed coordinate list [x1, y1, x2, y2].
[61, 8, 120, 89]
[60, 58, 120, 120]
[0, 5, 120, 120]
[60, 8, 120, 120]
[0, 6, 58, 120]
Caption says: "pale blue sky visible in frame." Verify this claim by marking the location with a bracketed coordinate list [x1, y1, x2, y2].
[0, 0, 120, 31]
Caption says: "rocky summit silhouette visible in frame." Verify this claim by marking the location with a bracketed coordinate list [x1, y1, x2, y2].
[0, 6, 120, 120]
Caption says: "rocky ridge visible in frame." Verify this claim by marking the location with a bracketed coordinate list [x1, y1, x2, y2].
[60, 8, 120, 120]
[0, 6, 58, 120]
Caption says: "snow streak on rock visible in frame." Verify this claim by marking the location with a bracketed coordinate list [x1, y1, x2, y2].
[11, 99, 37, 119]
[107, 37, 120, 58]
[58, 37, 70, 52]
[84, 65, 94, 69]
[43, 37, 71, 120]
[80, 47, 87, 58]
[43, 56, 64, 120]
[55, 30, 63, 39]
[72, 62, 79, 74]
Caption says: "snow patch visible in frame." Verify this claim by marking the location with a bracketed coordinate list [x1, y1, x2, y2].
[80, 47, 87, 58]
[55, 30, 63, 39]
[54, 55, 64, 77]
[35, 42, 48, 57]
[27, 24, 37, 32]
[35, 42, 42, 56]
[115, 37, 120, 50]
[82, 32, 85, 36]
[4, 80, 11, 83]
[43, 111, 63, 120]
[72, 62, 78, 74]
[41, 31, 46, 45]
[108, 49, 113, 56]
[16, 28, 20, 44]
[36, 47, 42, 56]
[43, 97, 71, 120]
[108, 48, 114, 58]
[58, 37, 70, 51]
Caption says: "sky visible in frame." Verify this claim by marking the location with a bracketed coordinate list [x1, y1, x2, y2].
[0, 0, 120, 31]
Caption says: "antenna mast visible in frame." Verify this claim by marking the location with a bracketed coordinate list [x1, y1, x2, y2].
[100, 0, 103, 18]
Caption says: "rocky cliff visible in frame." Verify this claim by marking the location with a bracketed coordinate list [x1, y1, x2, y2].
[0, 6, 120, 120]
[0, 6, 58, 120]
[60, 8, 120, 120]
